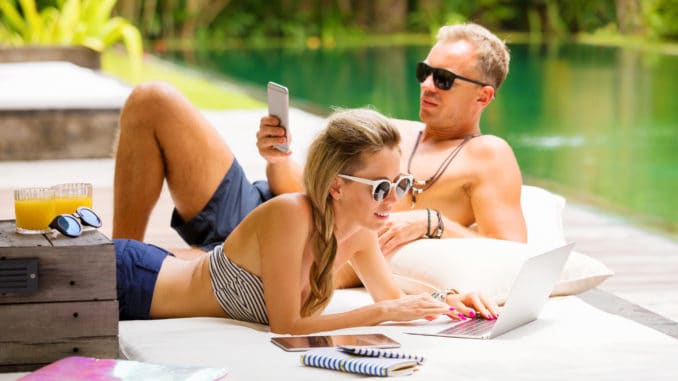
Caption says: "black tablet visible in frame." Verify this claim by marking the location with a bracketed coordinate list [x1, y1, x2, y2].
[271, 333, 400, 352]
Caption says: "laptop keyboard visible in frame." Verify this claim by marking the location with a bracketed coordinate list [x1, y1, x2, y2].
[440, 318, 497, 336]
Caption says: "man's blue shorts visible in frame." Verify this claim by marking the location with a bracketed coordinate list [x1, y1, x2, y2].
[170, 158, 273, 251]
[115, 239, 172, 320]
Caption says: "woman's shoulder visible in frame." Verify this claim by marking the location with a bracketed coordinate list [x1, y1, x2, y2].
[266, 192, 310, 208]
[258, 193, 312, 221]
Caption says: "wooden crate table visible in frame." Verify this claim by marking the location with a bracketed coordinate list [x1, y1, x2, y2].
[0, 220, 118, 372]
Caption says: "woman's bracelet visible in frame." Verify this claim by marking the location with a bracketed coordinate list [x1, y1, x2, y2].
[430, 288, 459, 302]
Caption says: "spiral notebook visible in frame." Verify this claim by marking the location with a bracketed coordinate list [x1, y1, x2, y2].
[301, 346, 424, 377]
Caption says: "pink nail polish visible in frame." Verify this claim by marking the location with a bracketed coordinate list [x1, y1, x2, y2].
[468, 310, 476, 318]
[457, 313, 465, 319]
[449, 307, 455, 311]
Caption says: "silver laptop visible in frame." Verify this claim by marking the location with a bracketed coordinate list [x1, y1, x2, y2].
[408, 243, 574, 340]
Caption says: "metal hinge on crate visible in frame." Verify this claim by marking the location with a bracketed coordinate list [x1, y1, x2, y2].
[0, 258, 39, 295]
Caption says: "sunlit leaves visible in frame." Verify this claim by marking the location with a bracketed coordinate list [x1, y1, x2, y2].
[0, 0, 142, 79]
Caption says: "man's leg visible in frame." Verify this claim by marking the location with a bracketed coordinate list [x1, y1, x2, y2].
[113, 82, 234, 241]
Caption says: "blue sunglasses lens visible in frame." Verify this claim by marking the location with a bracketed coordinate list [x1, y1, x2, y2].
[50, 215, 82, 237]
[76, 207, 102, 228]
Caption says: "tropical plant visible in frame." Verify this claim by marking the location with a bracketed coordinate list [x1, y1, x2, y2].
[643, 0, 678, 39]
[0, 0, 142, 76]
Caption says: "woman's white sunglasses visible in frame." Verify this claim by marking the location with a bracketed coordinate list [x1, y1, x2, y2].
[338, 174, 414, 201]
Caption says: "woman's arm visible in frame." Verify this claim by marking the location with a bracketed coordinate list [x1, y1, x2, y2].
[268, 294, 454, 335]
[348, 229, 405, 302]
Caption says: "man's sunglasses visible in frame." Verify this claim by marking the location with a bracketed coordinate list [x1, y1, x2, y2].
[338, 174, 414, 202]
[416, 62, 491, 90]
[49, 207, 102, 238]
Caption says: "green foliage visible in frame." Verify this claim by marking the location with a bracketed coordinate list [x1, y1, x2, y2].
[557, 0, 617, 33]
[205, 1, 366, 48]
[43, 0, 674, 50]
[643, 0, 678, 39]
[0, 0, 143, 78]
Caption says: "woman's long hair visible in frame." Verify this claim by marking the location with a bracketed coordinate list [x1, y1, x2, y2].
[300, 108, 400, 316]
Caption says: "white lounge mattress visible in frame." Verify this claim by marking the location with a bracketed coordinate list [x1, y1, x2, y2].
[119, 289, 678, 380]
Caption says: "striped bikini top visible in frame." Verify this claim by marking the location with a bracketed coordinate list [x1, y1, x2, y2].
[208, 244, 269, 325]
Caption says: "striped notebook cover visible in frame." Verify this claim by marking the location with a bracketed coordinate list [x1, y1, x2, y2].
[301, 347, 423, 377]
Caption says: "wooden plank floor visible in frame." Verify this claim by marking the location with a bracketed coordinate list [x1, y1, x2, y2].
[562, 203, 678, 322]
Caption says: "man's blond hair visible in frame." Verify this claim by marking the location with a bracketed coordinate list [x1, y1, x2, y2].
[437, 23, 510, 89]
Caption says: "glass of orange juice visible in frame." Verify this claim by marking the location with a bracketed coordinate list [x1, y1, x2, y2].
[52, 183, 93, 215]
[14, 187, 56, 234]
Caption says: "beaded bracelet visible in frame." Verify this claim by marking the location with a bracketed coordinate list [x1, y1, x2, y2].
[423, 208, 432, 238]
[431, 209, 444, 239]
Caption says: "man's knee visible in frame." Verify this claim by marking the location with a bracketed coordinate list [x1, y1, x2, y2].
[120, 82, 182, 133]
[124, 81, 177, 112]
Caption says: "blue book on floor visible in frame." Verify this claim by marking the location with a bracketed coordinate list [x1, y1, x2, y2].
[301, 346, 423, 377]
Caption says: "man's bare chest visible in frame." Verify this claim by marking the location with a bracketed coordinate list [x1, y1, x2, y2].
[398, 146, 476, 226]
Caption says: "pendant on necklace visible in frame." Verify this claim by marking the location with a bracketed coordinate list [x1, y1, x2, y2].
[410, 188, 423, 209]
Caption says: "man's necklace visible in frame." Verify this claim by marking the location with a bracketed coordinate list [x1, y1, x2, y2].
[407, 130, 481, 208]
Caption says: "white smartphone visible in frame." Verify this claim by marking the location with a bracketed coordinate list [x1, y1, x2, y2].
[267, 81, 290, 153]
[270, 333, 400, 352]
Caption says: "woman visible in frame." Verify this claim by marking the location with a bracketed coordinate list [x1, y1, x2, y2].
[115, 108, 498, 334]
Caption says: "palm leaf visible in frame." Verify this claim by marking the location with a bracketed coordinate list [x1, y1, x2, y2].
[98, 17, 143, 79]
[82, 0, 116, 31]
[98, 16, 125, 47]
[39, 7, 60, 44]
[81, 35, 104, 51]
[0, 23, 24, 45]
[18, 0, 42, 43]
[0, 0, 26, 36]
[56, 0, 80, 44]
[120, 22, 143, 81]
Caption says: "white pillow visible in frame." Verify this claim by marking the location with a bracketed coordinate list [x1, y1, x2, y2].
[521, 185, 567, 250]
[388, 238, 614, 305]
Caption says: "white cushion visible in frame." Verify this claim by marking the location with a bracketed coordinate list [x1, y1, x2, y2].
[389, 238, 614, 304]
[0, 61, 131, 110]
[521, 185, 567, 250]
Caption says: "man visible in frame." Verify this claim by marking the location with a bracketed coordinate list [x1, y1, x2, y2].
[112, 22, 526, 262]
[259, 23, 526, 255]
[379, 23, 527, 254]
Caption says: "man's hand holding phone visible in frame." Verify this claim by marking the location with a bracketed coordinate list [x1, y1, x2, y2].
[257, 115, 292, 163]
[259, 82, 305, 194]
[264, 81, 291, 154]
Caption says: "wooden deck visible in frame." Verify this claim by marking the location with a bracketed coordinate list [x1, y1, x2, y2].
[562, 203, 678, 323]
